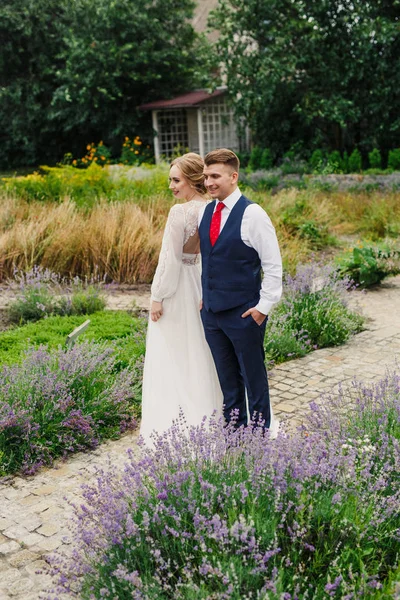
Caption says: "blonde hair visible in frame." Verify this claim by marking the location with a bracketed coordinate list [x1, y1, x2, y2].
[170, 152, 206, 195]
[204, 148, 240, 173]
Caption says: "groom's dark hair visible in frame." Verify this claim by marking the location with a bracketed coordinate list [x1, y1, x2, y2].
[204, 148, 240, 173]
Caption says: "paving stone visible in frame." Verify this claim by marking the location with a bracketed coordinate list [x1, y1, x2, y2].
[30, 501, 52, 514]
[18, 495, 42, 507]
[0, 519, 15, 532]
[24, 559, 49, 576]
[7, 549, 41, 569]
[36, 523, 60, 537]
[0, 568, 20, 584]
[3, 488, 31, 501]
[8, 576, 35, 596]
[31, 485, 58, 497]
[37, 536, 63, 552]
[20, 533, 44, 547]
[0, 541, 20, 556]
[3, 525, 31, 541]
[19, 515, 44, 532]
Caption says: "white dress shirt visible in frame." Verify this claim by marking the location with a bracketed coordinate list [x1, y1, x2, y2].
[199, 187, 282, 316]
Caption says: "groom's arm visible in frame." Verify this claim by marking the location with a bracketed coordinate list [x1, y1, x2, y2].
[242, 204, 283, 317]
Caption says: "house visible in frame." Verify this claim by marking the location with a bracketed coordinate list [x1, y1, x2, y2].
[139, 87, 248, 162]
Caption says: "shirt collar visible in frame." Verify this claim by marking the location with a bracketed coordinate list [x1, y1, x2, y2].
[216, 187, 241, 210]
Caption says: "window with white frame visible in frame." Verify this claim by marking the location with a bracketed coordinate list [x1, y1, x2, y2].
[202, 96, 239, 154]
[157, 110, 188, 158]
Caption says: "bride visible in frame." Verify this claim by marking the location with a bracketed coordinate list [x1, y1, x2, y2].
[140, 153, 223, 443]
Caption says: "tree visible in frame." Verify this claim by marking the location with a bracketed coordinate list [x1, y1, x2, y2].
[0, 0, 213, 167]
[51, 0, 213, 158]
[0, 0, 70, 167]
[211, 0, 400, 158]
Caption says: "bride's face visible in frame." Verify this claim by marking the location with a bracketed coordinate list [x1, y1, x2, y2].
[169, 165, 193, 201]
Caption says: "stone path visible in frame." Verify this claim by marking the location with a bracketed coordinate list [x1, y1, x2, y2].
[1, 277, 400, 599]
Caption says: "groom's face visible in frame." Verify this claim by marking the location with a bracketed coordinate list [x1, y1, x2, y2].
[203, 163, 238, 201]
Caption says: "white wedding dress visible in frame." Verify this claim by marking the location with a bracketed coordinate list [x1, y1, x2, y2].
[140, 200, 223, 443]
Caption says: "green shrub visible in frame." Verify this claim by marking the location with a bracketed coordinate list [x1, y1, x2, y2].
[368, 148, 382, 169]
[342, 150, 349, 173]
[265, 263, 364, 364]
[327, 150, 343, 173]
[336, 241, 400, 287]
[309, 149, 324, 171]
[1, 163, 169, 207]
[348, 148, 362, 173]
[260, 148, 274, 170]
[120, 136, 153, 166]
[248, 146, 263, 171]
[388, 148, 400, 171]
[7, 267, 106, 324]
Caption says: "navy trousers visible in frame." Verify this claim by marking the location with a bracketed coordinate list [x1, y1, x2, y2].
[201, 300, 271, 429]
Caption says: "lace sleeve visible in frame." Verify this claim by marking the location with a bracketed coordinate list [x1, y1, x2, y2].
[151, 204, 185, 302]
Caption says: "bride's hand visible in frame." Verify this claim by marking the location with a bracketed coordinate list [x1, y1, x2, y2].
[150, 301, 163, 322]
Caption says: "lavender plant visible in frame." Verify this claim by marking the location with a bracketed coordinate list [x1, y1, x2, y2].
[47, 371, 400, 599]
[0, 341, 139, 475]
[6, 266, 106, 324]
[265, 263, 364, 364]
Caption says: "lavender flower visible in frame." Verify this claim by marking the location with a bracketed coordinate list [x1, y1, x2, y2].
[45, 370, 400, 599]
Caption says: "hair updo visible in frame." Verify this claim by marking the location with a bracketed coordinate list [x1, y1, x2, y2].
[170, 152, 206, 195]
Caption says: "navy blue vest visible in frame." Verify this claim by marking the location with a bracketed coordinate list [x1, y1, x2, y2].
[199, 195, 261, 312]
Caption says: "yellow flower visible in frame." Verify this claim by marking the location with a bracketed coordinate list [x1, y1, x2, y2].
[134, 150, 139, 154]
[93, 157, 98, 161]
[99, 141, 103, 146]
[125, 136, 129, 142]
[86, 144, 91, 150]
[72, 160, 77, 165]
[101, 156, 105, 160]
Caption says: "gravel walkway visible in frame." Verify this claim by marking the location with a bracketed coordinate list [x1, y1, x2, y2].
[0, 276, 400, 599]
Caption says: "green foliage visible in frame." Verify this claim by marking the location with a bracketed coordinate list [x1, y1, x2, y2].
[368, 148, 382, 169]
[348, 149, 362, 173]
[388, 148, 400, 171]
[248, 146, 263, 171]
[212, 1, 400, 158]
[0, 0, 214, 168]
[336, 241, 400, 287]
[7, 268, 106, 324]
[260, 148, 273, 170]
[0, 311, 146, 367]
[327, 150, 343, 173]
[2, 163, 169, 206]
[310, 149, 325, 171]
[265, 265, 364, 365]
[120, 136, 153, 166]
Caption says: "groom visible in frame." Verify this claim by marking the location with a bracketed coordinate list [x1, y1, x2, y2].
[199, 148, 282, 429]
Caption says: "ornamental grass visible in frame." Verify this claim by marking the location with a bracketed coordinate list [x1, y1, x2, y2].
[47, 371, 400, 599]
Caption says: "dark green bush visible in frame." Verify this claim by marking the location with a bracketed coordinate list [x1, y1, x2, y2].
[388, 148, 400, 171]
[260, 148, 273, 170]
[368, 148, 382, 169]
[248, 146, 263, 171]
[309, 149, 324, 171]
[348, 149, 362, 173]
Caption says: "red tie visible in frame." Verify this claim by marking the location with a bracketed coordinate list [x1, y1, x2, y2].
[209, 202, 225, 246]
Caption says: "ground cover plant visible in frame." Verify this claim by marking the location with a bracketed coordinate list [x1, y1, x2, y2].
[6, 266, 106, 324]
[0, 310, 146, 367]
[47, 369, 400, 599]
[0, 340, 143, 476]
